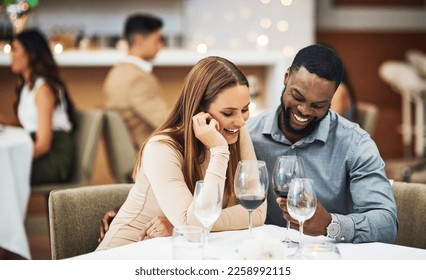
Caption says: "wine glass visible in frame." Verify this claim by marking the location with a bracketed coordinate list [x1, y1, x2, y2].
[193, 180, 222, 257]
[234, 160, 269, 237]
[287, 178, 317, 246]
[272, 155, 305, 246]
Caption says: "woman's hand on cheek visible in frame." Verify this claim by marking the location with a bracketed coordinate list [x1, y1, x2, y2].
[192, 112, 228, 148]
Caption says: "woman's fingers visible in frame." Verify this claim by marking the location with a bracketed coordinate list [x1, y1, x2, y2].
[140, 216, 174, 241]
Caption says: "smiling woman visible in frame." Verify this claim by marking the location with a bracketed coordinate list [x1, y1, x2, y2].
[96, 56, 267, 251]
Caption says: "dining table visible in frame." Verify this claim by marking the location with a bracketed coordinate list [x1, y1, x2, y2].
[72, 224, 426, 260]
[0, 125, 33, 259]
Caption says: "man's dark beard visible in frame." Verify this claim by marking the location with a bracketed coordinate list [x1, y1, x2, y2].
[280, 90, 327, 136]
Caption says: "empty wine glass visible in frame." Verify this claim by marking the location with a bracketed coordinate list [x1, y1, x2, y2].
[234, 160, 269, 237]
[272, 155, 305, 246]
[287, 178, 317, 246]
[193, 180, 222, 257]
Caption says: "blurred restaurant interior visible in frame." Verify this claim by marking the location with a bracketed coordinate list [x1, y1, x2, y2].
[1, 0, 426, 259]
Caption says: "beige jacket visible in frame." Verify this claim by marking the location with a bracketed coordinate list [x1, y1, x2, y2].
[103, 61, 170, 148]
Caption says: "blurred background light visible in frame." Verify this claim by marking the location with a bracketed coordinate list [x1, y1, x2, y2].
[3, 43, 11, 54]
[196, 43, 207, 54]
[282, 45, 295, 57]
[260, 17, 272, 29]
[54, 43, 63, 54]
[256, 34, 269, 47]
[281, 0, 293, 6]
[277, 20, 289, 32]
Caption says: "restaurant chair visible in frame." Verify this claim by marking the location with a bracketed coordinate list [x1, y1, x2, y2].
[356, 102, 378, 137]
[103, 110, 137, 183]
[379, 60, 426, 181]
[31, 109, 104, 199]
[48, 183, 132, 259]
[392, 181, 426, 249]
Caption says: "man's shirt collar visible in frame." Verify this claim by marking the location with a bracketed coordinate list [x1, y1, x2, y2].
[121, 55, 153, 73]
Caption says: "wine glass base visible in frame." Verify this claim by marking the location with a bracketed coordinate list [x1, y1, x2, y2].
[202, 256, 219, 260]
[281, 240, 299, 248]
[287, 242, 342, 260]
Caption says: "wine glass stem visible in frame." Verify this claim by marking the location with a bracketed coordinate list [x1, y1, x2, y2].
[203, 227, 209, 252]
[248, 210, 253, 237]
[299, 221, 304, 246]
[285, 219, 291, 242]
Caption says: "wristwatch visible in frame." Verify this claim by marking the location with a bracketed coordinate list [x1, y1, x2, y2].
[326, 213, 340, 239]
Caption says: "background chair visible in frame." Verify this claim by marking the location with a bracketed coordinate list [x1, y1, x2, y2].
[103, 110, 137, 183]
[392, 181, 426, 249]
[48, 183, 132, 259]
[379, 59, 426, 182]
[356, 101, 379, 137]
[31, 109, 104, 198]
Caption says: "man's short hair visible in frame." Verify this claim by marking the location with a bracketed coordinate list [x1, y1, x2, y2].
[124, 14, 163, 44]
[289, 44, 344, 88]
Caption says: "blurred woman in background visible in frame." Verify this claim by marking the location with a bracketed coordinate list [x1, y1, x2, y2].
[0, 28, 77, 184]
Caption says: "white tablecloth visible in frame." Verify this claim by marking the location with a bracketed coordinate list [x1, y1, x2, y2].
[0, 126, 33, 259]
[72, 224, 426, 260]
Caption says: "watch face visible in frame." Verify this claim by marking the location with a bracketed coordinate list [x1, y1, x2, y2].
[327, 223, 339, 237]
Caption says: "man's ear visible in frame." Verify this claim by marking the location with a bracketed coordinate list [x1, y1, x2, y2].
[284, 68, 290, 86]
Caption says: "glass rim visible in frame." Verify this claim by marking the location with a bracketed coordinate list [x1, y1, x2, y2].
[238, 159, 266, 166]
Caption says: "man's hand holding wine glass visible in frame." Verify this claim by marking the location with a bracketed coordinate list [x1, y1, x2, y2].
[276, 193, 333, 237]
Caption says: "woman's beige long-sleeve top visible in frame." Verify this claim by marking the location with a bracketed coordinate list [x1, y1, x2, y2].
[97, 126, 267, 250]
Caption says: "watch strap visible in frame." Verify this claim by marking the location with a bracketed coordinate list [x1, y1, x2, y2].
[326, 213, 340, 239]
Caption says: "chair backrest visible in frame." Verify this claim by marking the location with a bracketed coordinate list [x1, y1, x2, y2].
[356, 102, 379, 136]
[103, 110, 137, 183]
[48, 183, 132, 259]
[73, 109, 104, 184]
[392, 181, 426, 249]
[31, 109, 104, 194]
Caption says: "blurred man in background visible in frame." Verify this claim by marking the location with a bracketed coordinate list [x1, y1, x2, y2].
[104, 13, 170, 149]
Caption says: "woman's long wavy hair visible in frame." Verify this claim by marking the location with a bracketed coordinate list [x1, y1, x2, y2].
[12, 28, 76, 129]
[133, 56, 249, 196]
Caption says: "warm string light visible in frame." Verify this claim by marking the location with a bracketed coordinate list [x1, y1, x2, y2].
[277, 20, 289, 32]
[54, 43, 63, 54]
[257, 34, 269, 47]
[282, 45, 295, 57]
[260, 17, 272, 29]
[281, 0, 293, 6]
[3, 43, 11, 54]
[196, 43, 207, 54]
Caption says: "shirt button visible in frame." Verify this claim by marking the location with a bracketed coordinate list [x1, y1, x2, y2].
[291, 145, 295, 149]
[340, 236, 345, 241]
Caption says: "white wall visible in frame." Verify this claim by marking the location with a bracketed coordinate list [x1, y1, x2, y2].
[183, 0, 315, 54]
[28, 0, 315, 55]
[317, 0, 426, 31]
